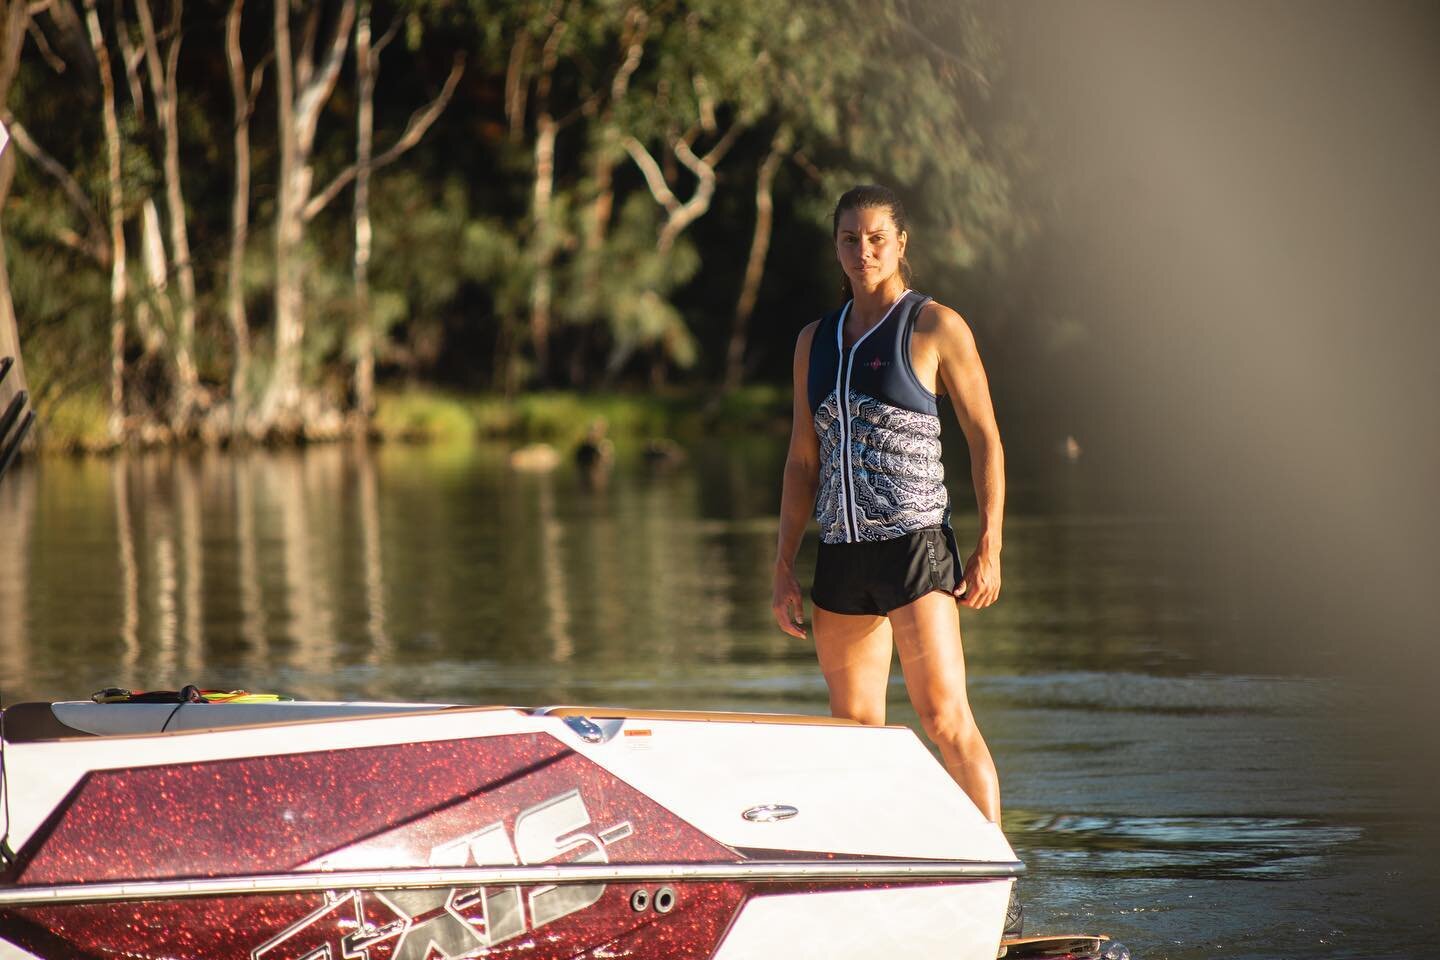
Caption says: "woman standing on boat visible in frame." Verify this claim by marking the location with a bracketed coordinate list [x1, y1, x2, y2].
[772, 184, 1004, 823]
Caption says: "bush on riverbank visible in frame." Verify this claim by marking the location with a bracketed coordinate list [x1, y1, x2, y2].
[374, 387, 791, 446]
[36, 387, 113, 453]
[32, 385, 791, 453]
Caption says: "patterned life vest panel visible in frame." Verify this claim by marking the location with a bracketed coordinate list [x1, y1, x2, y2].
[807, 289, 949, 544]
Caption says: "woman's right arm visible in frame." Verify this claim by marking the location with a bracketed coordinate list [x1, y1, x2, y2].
[772, 321, 821, 639]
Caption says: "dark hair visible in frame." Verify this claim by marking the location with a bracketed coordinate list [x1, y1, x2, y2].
[832, 184, 914, 300]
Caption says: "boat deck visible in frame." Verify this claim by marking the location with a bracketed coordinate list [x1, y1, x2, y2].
[1, 700, 868, 742]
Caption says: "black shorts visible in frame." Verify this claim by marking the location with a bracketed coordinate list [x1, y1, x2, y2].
[811, 526, 962, 616]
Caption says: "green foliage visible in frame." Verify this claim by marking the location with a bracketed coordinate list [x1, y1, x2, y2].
[562, 194, 700, 373]
[4, 0, 1027, 434]
[374, 387, 480, 442]
[373, 383, 788, 445]
[3, 194, 110, 417]
[374, 174, 475, 317]
[36, 383, 114, 453]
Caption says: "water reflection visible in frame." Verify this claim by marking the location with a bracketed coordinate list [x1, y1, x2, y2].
[1, 443, 1437, 957]
[234, 452, 269, 666]
[0, 443, 1244, 702]
[0, 463, 33, 690]
[110, 460, 137, 686]
[0, 444, 812, 701]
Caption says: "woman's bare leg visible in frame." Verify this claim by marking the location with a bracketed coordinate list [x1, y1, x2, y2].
[888, 591, 1001, 822]
[812, 605, 893, 725]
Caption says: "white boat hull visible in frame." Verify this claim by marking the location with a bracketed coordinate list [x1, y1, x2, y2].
[0, 700, 1018, 959]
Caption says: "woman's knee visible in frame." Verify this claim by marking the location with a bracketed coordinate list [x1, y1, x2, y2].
[829, 694, 886, 726]
[915, 700, 978, 746]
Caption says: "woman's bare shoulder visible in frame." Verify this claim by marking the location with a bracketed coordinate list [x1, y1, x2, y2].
[793, 318, 821, 355]
[916, 300, 978, 352]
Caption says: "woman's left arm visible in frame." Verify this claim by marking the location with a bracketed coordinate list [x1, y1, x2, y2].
[927, 303, 1005, 609]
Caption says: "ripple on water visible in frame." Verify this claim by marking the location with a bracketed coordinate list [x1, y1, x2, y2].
[976, 671, 1341, 717]
[1008, 810, 1365, 881]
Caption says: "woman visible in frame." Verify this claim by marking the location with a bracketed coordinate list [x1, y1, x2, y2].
[771, 184, 1005, 824]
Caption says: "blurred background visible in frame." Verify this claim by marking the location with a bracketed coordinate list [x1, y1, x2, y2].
[1, 1, 1438, 956]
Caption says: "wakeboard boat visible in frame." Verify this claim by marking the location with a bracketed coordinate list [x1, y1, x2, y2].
[0, 694, 1025, 960]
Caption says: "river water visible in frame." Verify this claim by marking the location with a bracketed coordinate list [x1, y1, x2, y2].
[0, 440, 1434, 958]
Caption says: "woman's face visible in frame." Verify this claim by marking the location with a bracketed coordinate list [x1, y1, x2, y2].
[835, 206, 906, 294]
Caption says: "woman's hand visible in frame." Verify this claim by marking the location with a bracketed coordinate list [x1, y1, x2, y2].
[771, 563, 808, 638]
[957, 547, 1001, 609]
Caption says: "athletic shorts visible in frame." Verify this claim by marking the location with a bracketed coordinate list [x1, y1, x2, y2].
[811, 525, 963, 616]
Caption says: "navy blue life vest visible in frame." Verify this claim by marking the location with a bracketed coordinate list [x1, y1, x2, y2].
[807, 290, 950, 544]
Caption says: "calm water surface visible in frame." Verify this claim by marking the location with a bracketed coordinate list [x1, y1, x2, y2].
[0, 441, 1433, 958]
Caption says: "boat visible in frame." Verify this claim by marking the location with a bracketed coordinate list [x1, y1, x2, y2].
[0, 694, 1025, 959]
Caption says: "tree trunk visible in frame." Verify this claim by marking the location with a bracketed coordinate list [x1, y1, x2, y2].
[529, 111, 556, 382]
[503, 32, 529, 143]
[112, 5, 165, 360]
[135, 0, 198, 426]
[351, 0, 374, 418]
[225, 0, 254, 418]
[0, 202, 23, 401]
[569, 10, 647, 388]
[267, 0, 355, 426]
[0, 3, 30, 422]
[0, 211, 25, 420]
[138, 196, 174, 355]
[290, 26, 460, 416]
[563, 146, 614, 388]
[83, 0, 128, 443]
[724, 125, 790, 392]
[586, 147, 616, 259]
[269, 0, 301, 423]
[524, 10, 569, 387]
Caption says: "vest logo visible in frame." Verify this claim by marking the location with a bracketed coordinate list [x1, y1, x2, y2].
[866, 357, 889, 370]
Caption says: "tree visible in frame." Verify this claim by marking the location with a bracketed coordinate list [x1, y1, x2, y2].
[0, 0, 1025, 440]
[608, 0, 778, 378]
[82, 0, 129, 442]
[500, 0, 610, 384]
[264, 0, 355, 427]
[716, 0, 1018, 388]
[132, 0, 199, 425]
[333, 2, 463, 417]
[723, 122, 790, 391]
[0, 3, 30, 422]
[224, 0, 266, 421]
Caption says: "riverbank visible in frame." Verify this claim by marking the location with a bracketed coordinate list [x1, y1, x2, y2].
[31, 384, 792, 454]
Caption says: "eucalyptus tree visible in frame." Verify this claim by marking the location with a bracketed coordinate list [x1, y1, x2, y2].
[0, 3, 29, 417]
[594, 0, 780, 378]
[721, 122, 790, 391]
[332, 2, 464, 417]
[551, 0, 653, 386]
[620, 0, 775, 254]
[492, 0, 627, 383]
[476, 0, 671, 386]
[265, 0, 355, 426]
[82, 0, 130, 440]
[131, 0, 198, 424]
[224, 0, 266, 419]
[717, 0, 1019, 388]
